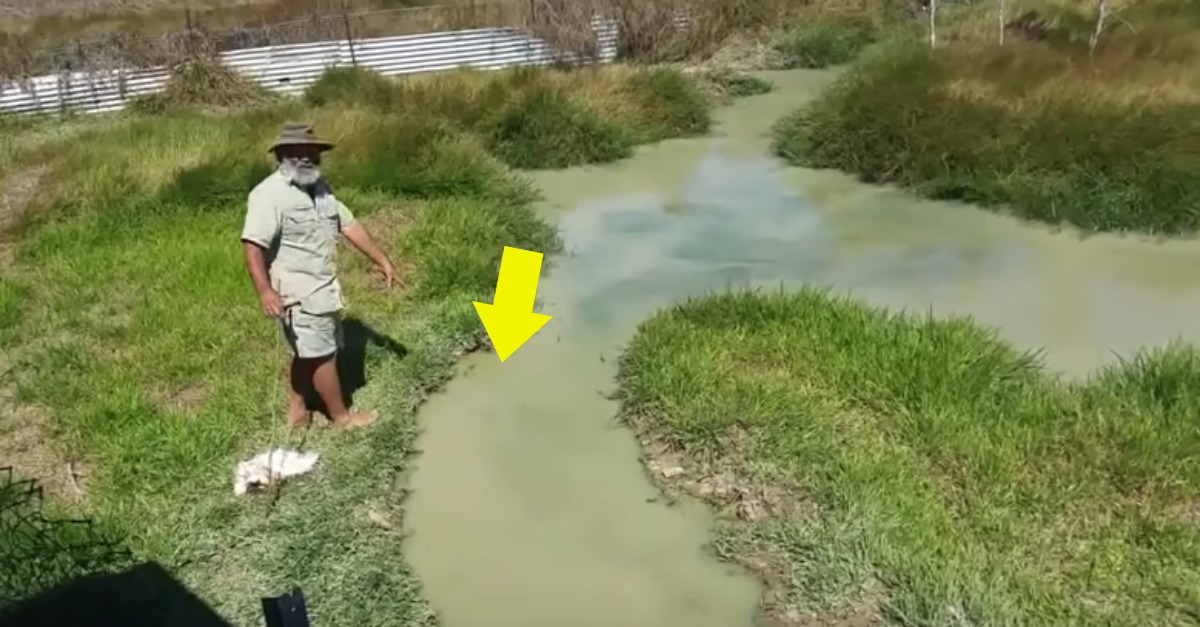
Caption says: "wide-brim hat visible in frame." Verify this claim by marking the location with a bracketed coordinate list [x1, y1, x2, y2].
[268, 122, 336, 153]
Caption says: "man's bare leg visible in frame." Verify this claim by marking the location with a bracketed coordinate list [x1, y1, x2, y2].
[310, 353, 377, 428]
[286, 357, 312, 429]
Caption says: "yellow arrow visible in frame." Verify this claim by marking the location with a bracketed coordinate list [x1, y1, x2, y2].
[473, 246, 553, 362]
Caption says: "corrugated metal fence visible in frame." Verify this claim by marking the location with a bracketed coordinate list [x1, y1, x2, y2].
[0, 16, 620, 116]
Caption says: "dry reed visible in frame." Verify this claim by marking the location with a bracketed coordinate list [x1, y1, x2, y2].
[1, 0, 807, 83]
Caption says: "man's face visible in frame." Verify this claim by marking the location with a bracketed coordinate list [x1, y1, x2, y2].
[275, 145, 323, 187]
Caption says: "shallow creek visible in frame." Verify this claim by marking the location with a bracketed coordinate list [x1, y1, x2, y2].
[401, 69, 1200, 627]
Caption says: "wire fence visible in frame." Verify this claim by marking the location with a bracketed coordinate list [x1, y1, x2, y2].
[0, 15, 621, 115]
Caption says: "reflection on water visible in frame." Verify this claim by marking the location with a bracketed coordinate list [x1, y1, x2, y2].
[545, 94, 1200, 377]
[402, 69, 1200, 627]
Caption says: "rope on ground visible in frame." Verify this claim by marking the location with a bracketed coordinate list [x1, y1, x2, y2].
[264, 346, 305, 516]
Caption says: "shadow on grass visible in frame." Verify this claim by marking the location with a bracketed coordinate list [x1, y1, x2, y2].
[0, 562, 233, 627]
[302, 315, 409, 414]
[0, 467, 232, 626]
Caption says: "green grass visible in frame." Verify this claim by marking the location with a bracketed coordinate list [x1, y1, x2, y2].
[0, 468, 135, 609]
[773, 14, 880, 69]
[0, 63, 713, 623]
[619, 67, 712, 141]
[304, 65, 713, 169]
[488, 85, 634, 169]
[618, 288, 1200, 625]
[770, 2, 1200, 235]
[303, 65, 401, 110]
[0, 278, 26, 344]
[721, 74, 773, 97]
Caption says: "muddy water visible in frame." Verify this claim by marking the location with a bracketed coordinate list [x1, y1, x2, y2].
[402, 69, 1200, 627]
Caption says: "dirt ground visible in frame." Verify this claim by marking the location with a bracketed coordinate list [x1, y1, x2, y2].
[0, 379, 87, 502]
[622, 406, 887, 627]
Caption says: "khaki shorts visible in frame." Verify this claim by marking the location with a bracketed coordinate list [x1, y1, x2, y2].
[279, 308, 344, 359]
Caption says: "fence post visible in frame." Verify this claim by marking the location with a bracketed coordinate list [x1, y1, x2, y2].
[75, 40, 101, 109]
[29, 79, 41, 112]
[114, 37, 127, 102]
[342, 1, 358, 66]
[56, 72, 68, 116]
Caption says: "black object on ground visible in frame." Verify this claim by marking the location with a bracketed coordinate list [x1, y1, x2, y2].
[262, 587, 311, 627]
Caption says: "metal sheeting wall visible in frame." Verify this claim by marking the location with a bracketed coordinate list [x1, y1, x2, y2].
[0, 17, 618, 116]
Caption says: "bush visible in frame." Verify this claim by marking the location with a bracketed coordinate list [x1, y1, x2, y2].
[772, 41, 1200, 234]
[621, 67, 712, 142]
[297, 65, 715, 169]
[701, 70, 775, 99]
[774, 16, 878, 69]
[400, 196, 559, 300]
[396, 68, 531, 132]
[487, 85, 634, 169]
[724, 74, 774, 97]
[327, 114, 534, 203]
[303, 65, 398, 109]
[128, 56, 272, 114]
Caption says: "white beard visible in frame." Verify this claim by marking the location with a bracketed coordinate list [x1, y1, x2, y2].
[280, 162, 321, 188]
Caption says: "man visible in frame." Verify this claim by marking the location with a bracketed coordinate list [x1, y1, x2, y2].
[241, 122, 395, 429]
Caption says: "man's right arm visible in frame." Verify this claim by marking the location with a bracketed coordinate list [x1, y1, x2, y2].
[241, 192, 283, 317]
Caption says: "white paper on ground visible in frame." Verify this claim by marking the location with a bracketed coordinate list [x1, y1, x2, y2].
[234, 448, 320, 496]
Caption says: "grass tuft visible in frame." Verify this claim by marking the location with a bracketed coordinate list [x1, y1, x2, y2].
[722, 74, 774, 97]
[326, 113, 535, 202]
[697, 69, 775, 100]
[619, 287, 1200, 625]
[128, 54, 274, 115]
[620, 67, 712, 142]
[771, 3, 1200, 235]
[300, 65, 714, 167]
[0, 277, 26, 344]
[303, 65, 398, 109]
[774, 15, 880, 69]
[487, 85, 633, 169]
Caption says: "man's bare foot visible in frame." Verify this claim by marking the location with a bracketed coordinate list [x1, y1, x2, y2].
[331, 410, 378, 430]
[287, 409, 312, 429]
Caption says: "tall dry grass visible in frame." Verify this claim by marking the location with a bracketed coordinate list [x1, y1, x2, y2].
[1, 0, 807, 82]
[0, 0, 426, 34]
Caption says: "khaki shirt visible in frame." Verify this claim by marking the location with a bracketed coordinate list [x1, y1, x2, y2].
[240, 171, 356, 315]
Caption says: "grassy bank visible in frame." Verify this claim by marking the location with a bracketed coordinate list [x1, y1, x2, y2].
[771, 1, 1200, 235]
[0, 63, 711, 623]
[772, 12, 883, 69]
[618, 288, 1200, 625]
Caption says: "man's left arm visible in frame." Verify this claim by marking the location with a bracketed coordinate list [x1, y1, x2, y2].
[336, 200, 395, 287]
